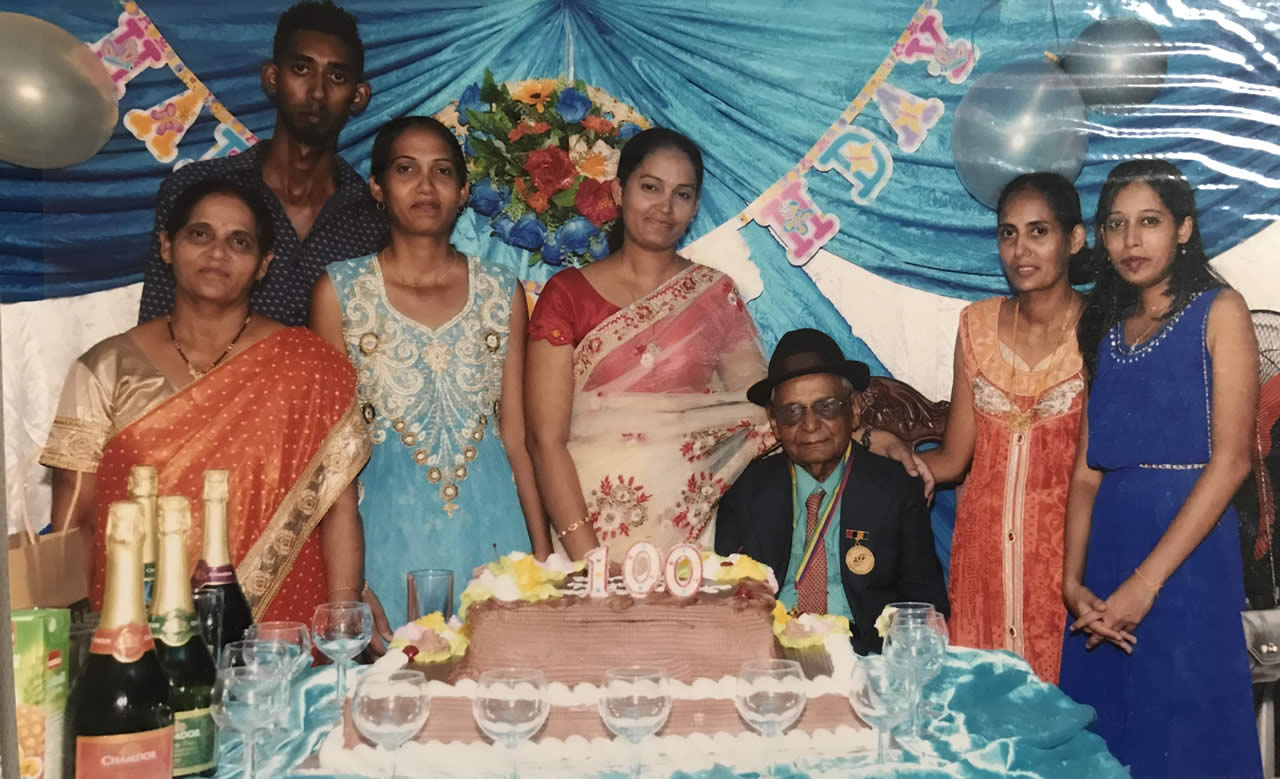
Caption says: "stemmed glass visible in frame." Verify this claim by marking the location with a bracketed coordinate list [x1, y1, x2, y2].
[245, 621, 313, 678]
[219, 639, 300, 676]
[312, 601, 374, 713]
[472, 668, 551, 778]
[848, 655, 911, 764]
[733, 659, 807, 777]
[352, 671, 431, 778]
[598, 666, 672, 778]
[882, 603, 946, 739]
[210, 666, 288, 779]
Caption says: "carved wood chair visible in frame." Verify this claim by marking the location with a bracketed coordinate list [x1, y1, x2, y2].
[862, 376, 950, 448]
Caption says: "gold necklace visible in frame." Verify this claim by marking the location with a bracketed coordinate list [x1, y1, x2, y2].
[1006, 296, 1078, 427]
[167, 313, 251, 379]
[1126, 311, 1163, 347]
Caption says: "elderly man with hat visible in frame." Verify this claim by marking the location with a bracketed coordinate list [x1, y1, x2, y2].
[715, 329, 948, 654]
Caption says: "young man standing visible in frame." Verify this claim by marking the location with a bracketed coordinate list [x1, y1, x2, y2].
[138, 0, 387, 327]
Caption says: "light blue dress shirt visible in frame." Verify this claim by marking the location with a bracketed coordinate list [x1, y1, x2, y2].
[775, 462, 854, 622]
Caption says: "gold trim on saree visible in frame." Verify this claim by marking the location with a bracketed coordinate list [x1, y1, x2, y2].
[238, 400, 372, 621]
[39, 415, 111, 472]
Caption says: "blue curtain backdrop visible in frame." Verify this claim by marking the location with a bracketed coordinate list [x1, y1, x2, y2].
[3, 0, 1279, 362]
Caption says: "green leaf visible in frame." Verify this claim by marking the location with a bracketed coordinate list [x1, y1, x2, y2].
[552, 179, 582, 208]
[479, 69, 503, 105]
[529, 249, 544, 266]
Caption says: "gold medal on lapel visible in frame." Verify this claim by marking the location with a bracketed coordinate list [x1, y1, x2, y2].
[845, 530, 874, 575]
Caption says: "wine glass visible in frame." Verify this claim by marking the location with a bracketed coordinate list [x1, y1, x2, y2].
[848, 655, 911, 764]
[352, 671, 431, 778]
[210, 666, 288, 779]
[883, 606, 945, 739]
[472, 668, 550, 778]
[245, 621, 313, 678]
[733, 659, 807, 777]
[598, 666, 672, 778]
[219, 639, 299, 677]
[192, 587, 225, 663]
[312, 601, 374, 711]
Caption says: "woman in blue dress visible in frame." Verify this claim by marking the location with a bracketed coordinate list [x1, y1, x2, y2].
[1060, 159, 1260, 778]
[312, 116, 549, 650]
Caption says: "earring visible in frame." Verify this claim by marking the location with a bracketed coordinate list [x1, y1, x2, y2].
[457, 204, 466, 216]
[1178, 243, 1187, 256]
[376, 202, 386, 212]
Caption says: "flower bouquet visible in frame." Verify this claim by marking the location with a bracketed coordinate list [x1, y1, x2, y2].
[435, 70, 651, 267]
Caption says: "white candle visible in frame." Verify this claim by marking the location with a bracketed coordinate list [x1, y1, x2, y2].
[663, 543, 704, 598]
[584, 545, 610, 598]
[622, 542, 661, 598]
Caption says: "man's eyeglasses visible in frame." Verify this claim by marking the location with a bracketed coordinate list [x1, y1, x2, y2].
[772, 397, 850, 426]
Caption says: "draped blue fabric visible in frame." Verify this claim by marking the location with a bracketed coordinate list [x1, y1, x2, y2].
[214, 648, 1126, 777]
[3, 0, 1278, 366]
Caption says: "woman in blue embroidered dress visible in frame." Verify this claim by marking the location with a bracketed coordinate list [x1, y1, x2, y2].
[1059, 160, 1259, 778]
[312, 117, 548, 651]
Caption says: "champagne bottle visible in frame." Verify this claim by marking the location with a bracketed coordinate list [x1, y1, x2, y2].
[70, 500, 175, 778]
[191, 470, 253, 650]
[151, 496, 217, 777]
[129, 465, 159, 608]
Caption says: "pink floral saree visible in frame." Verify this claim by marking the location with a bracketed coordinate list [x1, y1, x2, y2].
[563, 265, 772, 557]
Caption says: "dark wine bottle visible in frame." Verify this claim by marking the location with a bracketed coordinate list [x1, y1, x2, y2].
[70, 500, 175, 778]
[129, 465, 159, 608]
[152, 496, 217, 777]
[190, 470, 253, 650]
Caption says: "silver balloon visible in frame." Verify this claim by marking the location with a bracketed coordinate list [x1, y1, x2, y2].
[951, 60, 1088, 209]
[0, 13, 118, 169]
[1060, 18, 1167, 112]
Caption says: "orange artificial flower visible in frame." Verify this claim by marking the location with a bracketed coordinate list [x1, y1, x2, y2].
[508, 120, 551, 143]
[510, 79, 557, 113]
[526, 190, 550, 214]
[580, 114, 615, 136]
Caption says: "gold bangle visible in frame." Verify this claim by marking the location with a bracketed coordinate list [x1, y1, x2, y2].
[1133, 568, 1162, 596]
[556, 520, 585, 539]
[329, 583, 364, 596]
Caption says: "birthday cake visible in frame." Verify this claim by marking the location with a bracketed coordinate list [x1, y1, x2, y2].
[318, 551, 872, 777]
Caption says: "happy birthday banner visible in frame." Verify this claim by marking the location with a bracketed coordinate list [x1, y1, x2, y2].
[91, 1, 259, 166]
[747, 0, 978, 267]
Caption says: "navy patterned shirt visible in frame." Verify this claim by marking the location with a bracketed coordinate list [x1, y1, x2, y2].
[137, 141, 388, 326]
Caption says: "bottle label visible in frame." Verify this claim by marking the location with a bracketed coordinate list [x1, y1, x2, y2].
[89, 622, 155, 663]
[173, 707, 216, 775]
[75, 726, 174, 778]
[191, 561, 236, 588]
[147, 609, 195, 647]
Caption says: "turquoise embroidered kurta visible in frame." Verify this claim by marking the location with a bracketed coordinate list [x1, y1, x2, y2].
[327, 254, 530, 620]
[777, 463, 854, 622]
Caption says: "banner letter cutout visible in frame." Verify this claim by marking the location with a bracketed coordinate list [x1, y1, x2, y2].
[92, 6, 168, 99]
[893, 9, 979, 84]
[125, 87, 208, 164]
[813, 128, 894, 206]
[201, 122, 254, 160]
[873, 83, 944, 153]
[755, 179, 840, 266]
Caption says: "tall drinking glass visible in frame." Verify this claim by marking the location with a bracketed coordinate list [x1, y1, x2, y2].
[210, 666, 288, 779]
[352, 671, 431, 778]
[193, 587, 225, 663]
[883, 605, 945, 739]
[598, 666, 672, 778]
[312, 601, 374, 711]
[406, 569, 454, 622]
[472, 668, 550, 779]
[848, 655, 911, 764]
[733, 659, 807, 777]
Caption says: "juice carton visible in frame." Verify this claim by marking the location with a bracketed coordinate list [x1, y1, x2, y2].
[11, 608, 70, 779]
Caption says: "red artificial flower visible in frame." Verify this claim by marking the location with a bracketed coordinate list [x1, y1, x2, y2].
[580, 114, 616, 136]
[508, 120, 550, 143]
[575, 177, 620, 227]
[523, 147, 576, 195]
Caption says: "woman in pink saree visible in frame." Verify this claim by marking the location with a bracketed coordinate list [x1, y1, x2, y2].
[526, 129, 924, 560]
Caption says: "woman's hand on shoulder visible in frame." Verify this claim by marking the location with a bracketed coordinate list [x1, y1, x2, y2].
[866, 428, 935, 500]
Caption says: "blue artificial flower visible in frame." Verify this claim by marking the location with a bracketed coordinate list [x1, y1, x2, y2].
[508, 213, 547, 251]
[541, 231, 565, 267]
[556, 87, 592, 124]
[490, 214, 517, 243]
[469, 179, 506, 217]
[557, 216, 598, 254]
[588, 231, 611, 259]
[458, 83, 485, 125]
[463, 136, 475, 157]
[617, 123, 643, 140]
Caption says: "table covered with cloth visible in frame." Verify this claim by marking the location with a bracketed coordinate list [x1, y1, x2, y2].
[214, 647, 1127, 778]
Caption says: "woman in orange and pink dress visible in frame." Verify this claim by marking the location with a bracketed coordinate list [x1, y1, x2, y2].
[919, 173, 1088, 683]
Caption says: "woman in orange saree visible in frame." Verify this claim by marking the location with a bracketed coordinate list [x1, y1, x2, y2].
[41, 178, 370, 626]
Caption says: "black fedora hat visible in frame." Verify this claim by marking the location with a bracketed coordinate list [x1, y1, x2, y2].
[746, 328, 871, 407]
